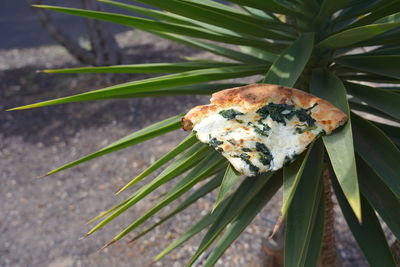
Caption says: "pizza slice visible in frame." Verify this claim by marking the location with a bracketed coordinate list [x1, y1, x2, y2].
[182, 84, 348, 176]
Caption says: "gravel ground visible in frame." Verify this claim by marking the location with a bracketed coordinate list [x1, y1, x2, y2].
[1, 30, 370, 267]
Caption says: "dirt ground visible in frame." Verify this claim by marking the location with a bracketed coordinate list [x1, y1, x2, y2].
[0, 30, 369, 267]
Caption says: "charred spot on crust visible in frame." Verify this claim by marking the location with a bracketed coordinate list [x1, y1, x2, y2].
[181, 117, 193, 130]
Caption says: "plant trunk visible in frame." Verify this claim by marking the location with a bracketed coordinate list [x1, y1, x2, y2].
[261, 168, 341, 267]
[29, 0, 121, 65]
[318, 169, 341, 267]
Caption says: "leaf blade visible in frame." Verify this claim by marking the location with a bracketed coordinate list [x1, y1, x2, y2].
[203, 172, 283, 266]
[318, 22, 400, 49]
[310, 69, 361, 221]
[43, 114, 183, 176]
[263, 32, 314, 87]
[331, 173, 397, 267]
[284, 139, 325, 267]
[213, 164, 241, 211]
[352, 113, 400, 198]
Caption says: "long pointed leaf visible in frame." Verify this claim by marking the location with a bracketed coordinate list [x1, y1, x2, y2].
[282, 143, 313, 217]
[226, 0, 305, 18]
[41, 114, 182, 176]
[111, 153, 225, 242]
[203, 171, 283, 266]
[117, 133, 198, 194]
[263, 32, 314, 87]
[32, 5, 272, 49]
[357, 156, 400, 240]
[311, 69, 361, 221]
[154, 194, 234, 261]
[132, 172, 224, 242]
[345, 81, 400, 120]
[86, 144, 211, 235]
[42, 62, 241, 74]
[9, 65, 266, 110]
[317, 22, 400, 49]
[336, 55, 400, 79]
[332, 173, 397, 267]
[284, 139, 324, 267]
[352, 113, 400, 198]
[152, 32, 271, 63]
[188, 171, 276, 265]
[213, 164, 241, 211]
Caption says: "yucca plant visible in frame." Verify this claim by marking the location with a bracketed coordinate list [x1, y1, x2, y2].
[9, 0, 400, 266]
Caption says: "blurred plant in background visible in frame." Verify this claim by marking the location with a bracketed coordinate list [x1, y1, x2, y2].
[10, 1, 400, 266]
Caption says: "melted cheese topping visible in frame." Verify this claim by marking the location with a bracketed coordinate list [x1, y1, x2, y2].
[193, 105, 326, 176]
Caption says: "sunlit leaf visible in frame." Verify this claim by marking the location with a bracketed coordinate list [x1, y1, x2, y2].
[117, 133, 198, 194]
[311, 69, 361, 221]
[40, 114, 183, 176]
[188, 171, 276, 265]
[203, 172, 282, 266]
[213, 164, 241, 211]
[131, 173, 224, 242]
[111, 153, 225, 242]
[42, 62, 241, 74]
[86, 144, 211, 236]
[263, 32, 314, 87]
[318, 22, 400, 48]
[282, 144, 312, 217]
[9, 65, 266, 110]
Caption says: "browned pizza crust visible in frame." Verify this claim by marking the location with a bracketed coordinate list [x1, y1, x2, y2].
[182, 84, 348, 133]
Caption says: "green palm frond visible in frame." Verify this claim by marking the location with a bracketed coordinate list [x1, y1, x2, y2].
[12, 0, 400, 265]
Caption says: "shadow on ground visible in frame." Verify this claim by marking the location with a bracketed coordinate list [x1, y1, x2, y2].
[0, 41, 203, 146]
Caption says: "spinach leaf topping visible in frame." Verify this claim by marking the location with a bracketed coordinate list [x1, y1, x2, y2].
[248, 121, 270, 137]
[255, 142, 273, 166]
[209, 138, 223, 149]
[295, 103, 318, 127]
[219, 109, 244, 120]
[239, 153, 259, 174]
[259, 155, 271, 166]
[256, 103, 295, 125]
[256, 103, 318, 126]
[242, 147, 252, 152]
[294, 125, 317, 134]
